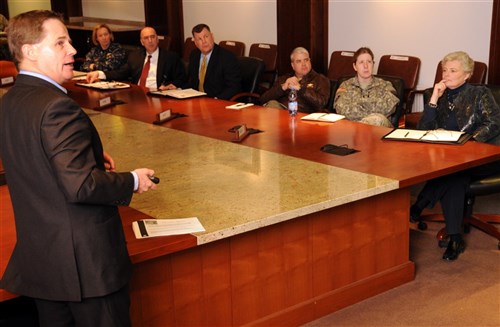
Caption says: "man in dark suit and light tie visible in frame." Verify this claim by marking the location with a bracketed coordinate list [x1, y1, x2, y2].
[185, 23, 241, 100]
[87, 26, 186, 90]
[0, 10, 157, 326]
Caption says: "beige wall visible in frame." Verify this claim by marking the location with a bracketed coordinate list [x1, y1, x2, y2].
[8, 0, 51, 17]
[82, 0, 144, 22]
[182, 0, 277, 57]
[8, 0, 494, 103]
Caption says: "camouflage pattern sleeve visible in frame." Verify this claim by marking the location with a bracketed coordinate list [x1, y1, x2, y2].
[334, 77, 399, 121]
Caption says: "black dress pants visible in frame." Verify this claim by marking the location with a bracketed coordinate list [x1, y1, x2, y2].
[416, 160, 500, 235]
[34, 284, 131, 327]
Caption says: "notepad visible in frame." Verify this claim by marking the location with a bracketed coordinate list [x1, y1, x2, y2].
[383, 128, 471, 144]
[132, 217, 205, 239]
[301, 113, 345, 122]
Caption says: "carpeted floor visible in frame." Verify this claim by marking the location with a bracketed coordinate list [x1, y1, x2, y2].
[1, 194, 498, 327]
[304, 207, 500, 327]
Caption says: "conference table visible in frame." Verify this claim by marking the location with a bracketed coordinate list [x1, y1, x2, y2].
[1, 82, 499, 326]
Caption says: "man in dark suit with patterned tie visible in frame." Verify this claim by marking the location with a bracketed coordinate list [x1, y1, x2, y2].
[87, 26, 186, 90]
[0, 10, 157, 326]
[184, 24, 241, 100]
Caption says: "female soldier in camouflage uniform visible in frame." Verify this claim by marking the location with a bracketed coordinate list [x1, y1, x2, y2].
[334, 47, 399, 127]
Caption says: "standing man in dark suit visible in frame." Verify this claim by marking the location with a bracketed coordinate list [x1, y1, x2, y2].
[0, 10, 157, 326]
[87, 26, 186, 90]
[185, 23, 241, 100]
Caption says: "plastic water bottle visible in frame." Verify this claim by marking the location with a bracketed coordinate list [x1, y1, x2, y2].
[288, 87, 298, 117]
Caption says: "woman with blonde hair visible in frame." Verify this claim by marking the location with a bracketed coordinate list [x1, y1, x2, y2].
[81, 23, 126, 72]
[411, 51, 500, 261]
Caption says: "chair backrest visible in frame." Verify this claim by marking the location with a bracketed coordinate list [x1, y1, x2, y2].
[376, 54, 421, 105]
[157, 35, 172, 50]
[249, 43, 278, 92]
[182, 37, 197, 63]
[433, 61, 488, 85]
[471, 62, 488, 84]
[219, 40, 245, 57]
[376, 74, 406, 127]
[238, 56, 265, 94]
[326, 79, 339, 113]
[0, 60, 18, 87]
[327, 50, 356, 81]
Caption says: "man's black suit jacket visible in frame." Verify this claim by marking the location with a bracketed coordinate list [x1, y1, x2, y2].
[185, 44, 241, 100]
[106, 47, 186, 88]
[0, 74, 134, 301]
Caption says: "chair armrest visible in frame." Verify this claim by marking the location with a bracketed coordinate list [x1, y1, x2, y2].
[229, 92, 261, 103]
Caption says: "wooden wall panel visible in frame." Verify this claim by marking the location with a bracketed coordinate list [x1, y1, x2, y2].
[488, 0, 500, 84]
[144, 0, 184, 55]
[50, 0, 82, 20]
[277, 0, 328, 75]
[0, 0, 8, 18]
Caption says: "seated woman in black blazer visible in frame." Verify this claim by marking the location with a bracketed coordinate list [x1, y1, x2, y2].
[411, 51, 500, 261]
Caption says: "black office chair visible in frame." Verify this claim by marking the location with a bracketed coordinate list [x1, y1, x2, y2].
[326, 79, 339, 113]
[417, 84, 500, 249]
[376, 54, 421, 114]
[249, 43, 278, 93]
[378, 74, 405, 128]
[229, 56, 265, 103]
[334, 74, 405, 128]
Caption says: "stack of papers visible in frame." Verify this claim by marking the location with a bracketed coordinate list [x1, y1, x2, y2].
[149, 88, 206, 99]
[76, 81, 130, 90]
[132, 217, 205, 239]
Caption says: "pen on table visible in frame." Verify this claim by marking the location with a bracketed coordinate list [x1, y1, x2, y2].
[404, 132, 409, 137]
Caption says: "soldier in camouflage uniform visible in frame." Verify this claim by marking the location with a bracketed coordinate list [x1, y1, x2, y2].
[81, 24, 126, 72]
[334, 47, 399, 127]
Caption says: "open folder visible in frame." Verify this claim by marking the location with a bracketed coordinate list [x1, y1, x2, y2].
[148, 88, 206, 99]
[382, 128, 471, 145]
[76, 81, 130, 90]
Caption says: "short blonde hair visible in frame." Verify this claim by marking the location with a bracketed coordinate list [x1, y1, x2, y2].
[92, 24, 114, 46]
[441, 51, 474, 74]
